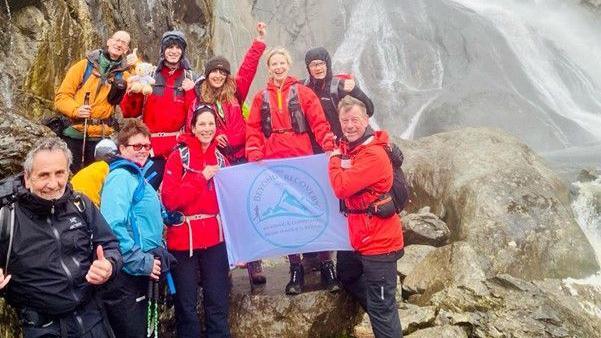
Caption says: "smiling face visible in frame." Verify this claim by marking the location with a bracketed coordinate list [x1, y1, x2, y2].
[119, 133, 151, 166]
[308, 60, 327, 80]
[208, 69, 227, 89]
[192, 111, 217, 148]
[340, 104, 369, 143]
[268, 53, 290, 86]
[24, 150, 69, 201]
[106, 31, 130, 60]
[164, 44, 183, 65]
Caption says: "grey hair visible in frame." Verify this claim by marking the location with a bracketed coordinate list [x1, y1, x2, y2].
[23, 137, 72, 175]
[338, 95, 368, 117]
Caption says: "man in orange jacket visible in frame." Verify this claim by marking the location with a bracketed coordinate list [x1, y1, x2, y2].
[54, 31, 134, 173]
[328, 95, 404, 338]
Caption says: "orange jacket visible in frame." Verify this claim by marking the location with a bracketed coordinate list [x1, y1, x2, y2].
[328, 130, 404, 255]
[245, 76, 334, 161]
[54, 50, 130, 137]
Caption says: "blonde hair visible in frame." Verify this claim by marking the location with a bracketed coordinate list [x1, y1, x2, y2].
[198, 77, 237, 103]
[338, 95, 368, 117]
[265, 47, 292, 67]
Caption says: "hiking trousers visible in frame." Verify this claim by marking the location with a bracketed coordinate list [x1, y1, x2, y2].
[336, 250, 403, 338]
[21, 298, 110, 338]
[100, 272, 148, 338]
[171, 242, 230, 338]
[62, 135, 100, 173]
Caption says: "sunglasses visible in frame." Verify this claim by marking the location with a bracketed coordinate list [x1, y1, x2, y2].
[126, 143, 152, 151]
[194, 103, 216, 114]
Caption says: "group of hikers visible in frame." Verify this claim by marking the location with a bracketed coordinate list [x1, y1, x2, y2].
[0, 22, 405, 338]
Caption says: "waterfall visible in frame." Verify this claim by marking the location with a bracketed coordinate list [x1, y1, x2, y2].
[571, 178, 601, 265]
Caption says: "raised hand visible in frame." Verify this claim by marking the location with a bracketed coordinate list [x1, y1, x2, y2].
[256, 22, 267, 41]
[342, 76, 356, 93]
[86, 245, 113, 285]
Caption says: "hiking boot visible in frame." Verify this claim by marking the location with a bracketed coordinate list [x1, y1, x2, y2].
[247, 260, 266, 286]
[285, 263, 304, 295]
[320, 260, 340, 293]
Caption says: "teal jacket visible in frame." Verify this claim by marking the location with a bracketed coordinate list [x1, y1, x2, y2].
[100, 160, 164, 276]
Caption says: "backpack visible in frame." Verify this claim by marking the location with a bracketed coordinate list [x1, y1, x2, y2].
[176, 144, 227, 172]
[260, 84, 309, 138]
[341, 143, 410, 217]
[385, 143, 410, 213]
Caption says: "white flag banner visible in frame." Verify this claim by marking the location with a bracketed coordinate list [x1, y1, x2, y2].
[214, 153, 352, 267]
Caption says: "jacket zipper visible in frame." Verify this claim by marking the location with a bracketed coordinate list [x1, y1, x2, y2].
[49, 204, 86, 334]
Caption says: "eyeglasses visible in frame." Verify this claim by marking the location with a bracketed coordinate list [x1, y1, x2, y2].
[308, 60, 326, 69]
[126, 143, 152, 151]
[111, 38, 130, 46]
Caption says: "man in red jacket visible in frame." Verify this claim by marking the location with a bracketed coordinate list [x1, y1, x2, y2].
[328, 95, 404, 338]
[120, 31, 196, 188]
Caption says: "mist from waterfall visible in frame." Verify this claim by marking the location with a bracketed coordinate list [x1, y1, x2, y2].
[330, 0, 601, 155]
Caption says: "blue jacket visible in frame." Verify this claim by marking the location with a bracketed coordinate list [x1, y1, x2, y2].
[100, 160, 164, 276]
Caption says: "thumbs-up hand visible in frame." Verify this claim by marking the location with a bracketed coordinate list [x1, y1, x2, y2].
[126, 48, 139, 67]
[0, 268, 11, 290]
[86, 245, 113, 285]
[342, 76, 356, 93]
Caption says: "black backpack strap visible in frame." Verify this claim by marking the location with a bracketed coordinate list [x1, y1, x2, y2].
[260, 89, 272, 138]
[288, 85, 308, 134]
[178, 144, 191, 171]
[0, 204, 16, 273]
[72, 193, 95, 252]
[329, 77, 341, 109]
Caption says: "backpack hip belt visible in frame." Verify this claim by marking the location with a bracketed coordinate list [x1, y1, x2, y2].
[151, 131, 180, 138]
[185, 213, 218, 221]
[272, 128, 294, 134]
[74, 117, 117, 126]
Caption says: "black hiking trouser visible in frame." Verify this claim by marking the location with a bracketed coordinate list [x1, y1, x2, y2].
[336, 250, 403, 338]
[100, 272, 148, 338]
[170, 242, 230, 338]
[62, 135, 100, 174]
[21, 298, 111, 338]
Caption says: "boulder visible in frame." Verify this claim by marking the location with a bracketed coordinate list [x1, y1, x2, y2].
[424, 275, 601, 337]
[157, 259, 362, 338]
[396, 128, 598, 280]
[403, 242, 487, 300]
[402, 207, 450, 246]
[0, 110, 52, 177]
[396, 244, 436, 281]
[405, 325, 468, 338]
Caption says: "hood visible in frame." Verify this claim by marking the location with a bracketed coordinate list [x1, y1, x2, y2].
[157, 30, 191, 71]
[267, 75, 300, 92]
[343, 129, 390, 155]
[304, 47, 333, 86]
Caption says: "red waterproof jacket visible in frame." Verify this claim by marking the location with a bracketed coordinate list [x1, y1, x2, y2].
[161, 133, 228, 252]
[187, 39, 266, 162]
[328, 131, 404, 255]
[121, 67, 196, 158]
[245, 76, 335, 160]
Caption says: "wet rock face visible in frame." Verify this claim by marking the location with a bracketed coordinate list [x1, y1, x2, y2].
[397, 128, 599, 280]
[0, 110, 53, 178]
[0, 0, 213, 119]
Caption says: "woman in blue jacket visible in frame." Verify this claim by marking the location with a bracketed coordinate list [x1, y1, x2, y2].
[100, 118, 165, 338]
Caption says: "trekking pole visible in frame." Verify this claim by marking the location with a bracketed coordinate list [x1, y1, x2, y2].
[81, 92, 91, 167]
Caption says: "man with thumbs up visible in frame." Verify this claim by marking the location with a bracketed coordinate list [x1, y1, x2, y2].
[0, 137, 122, 338]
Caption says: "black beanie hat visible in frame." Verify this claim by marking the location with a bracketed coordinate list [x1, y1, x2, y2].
[160, 30, 187, 56]
[204, 56, 231, 77]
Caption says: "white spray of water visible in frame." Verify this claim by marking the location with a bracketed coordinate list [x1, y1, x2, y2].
[449, 0, 601, 143]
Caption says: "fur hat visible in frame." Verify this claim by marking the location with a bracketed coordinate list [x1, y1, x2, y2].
[204, 56, 231, 77]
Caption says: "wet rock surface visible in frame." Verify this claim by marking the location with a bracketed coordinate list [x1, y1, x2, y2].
[397, 128, 598, 280]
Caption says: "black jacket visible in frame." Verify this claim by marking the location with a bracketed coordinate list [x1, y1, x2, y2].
[0, 181, 122, 315]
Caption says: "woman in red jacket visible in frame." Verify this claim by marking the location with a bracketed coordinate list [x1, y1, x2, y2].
[188, 22, 268, 288]
[245, 47, 338, 295]
[161, 105, 230, 338]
